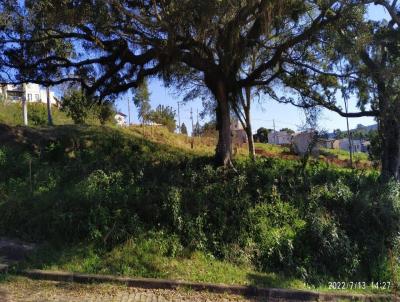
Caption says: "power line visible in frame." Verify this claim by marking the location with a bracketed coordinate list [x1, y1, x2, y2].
[127, 97, 131, 125]
[190, 108, 194, 149]
[252, 118, 300, 127]
[177, 101, 181, 133]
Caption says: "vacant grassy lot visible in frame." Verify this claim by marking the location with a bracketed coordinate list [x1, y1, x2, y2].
[0, 123, 398, 294]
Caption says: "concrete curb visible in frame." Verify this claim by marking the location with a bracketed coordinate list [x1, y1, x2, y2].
[17, 269, 398, 302]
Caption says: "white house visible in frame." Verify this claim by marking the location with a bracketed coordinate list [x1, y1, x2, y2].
[114, 112, 127, 126]
[268, 130, 292, 145]
[1, 83, 57, 105]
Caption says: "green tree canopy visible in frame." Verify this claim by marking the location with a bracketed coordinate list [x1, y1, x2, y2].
[254, 127, 269, 143]
[181, 123, 188, 135]
[149, 105, 176, 132]
[61, 90, 92, 124]
[280, 128, 295, 134]
[0, 0, 352, 167]
[133, 79, 151, 125]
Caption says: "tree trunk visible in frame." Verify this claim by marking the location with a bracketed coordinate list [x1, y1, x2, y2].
[1, 85, 7, 103]
[375, 83, 400, 181]
[244, 87, 255, 160]
[204, 73, 233, 167]
[22, 83, 28, 126]
[46, 86, 53, 126]
[245, 126, 255, 161]
[214, 81, 233, 167]
[380, 114, 400, 181]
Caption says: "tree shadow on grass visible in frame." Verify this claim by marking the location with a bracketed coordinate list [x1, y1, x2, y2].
[246, 272, 305, 290]
[16, 241, 167, 281]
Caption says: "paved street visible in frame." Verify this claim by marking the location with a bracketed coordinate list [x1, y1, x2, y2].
[0, 277, 266, 302]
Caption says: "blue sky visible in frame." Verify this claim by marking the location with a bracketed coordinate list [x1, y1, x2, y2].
[114, 4, 387, 134]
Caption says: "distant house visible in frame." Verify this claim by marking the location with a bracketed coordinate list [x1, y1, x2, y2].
[1, 83, 57, 105]
[361, 141, 370, 153]
[268, 130, 292, 145]
[338, 139, 363, 153]
[231, 120, 248, 146]
[318, 138, 337, 149]
[292, 130, 318, 155]
[114, 112, 127, 126]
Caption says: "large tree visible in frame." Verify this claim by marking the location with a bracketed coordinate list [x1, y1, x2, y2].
[277, 1, 400, 180]
[0, 0, 351, 167]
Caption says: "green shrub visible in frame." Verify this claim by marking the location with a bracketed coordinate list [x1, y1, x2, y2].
[28, 103, 47, 126]
[102, 232, 183, 278]
[250, 201, 306, 273]
[61, 90, 92, 124]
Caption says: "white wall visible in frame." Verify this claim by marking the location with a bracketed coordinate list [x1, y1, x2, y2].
[268, 131, 292, 145]
[339, 139, 362, 153]
[25, 83, 41, 103]
[115, 114, 126, 126]
[3, 83, 57, 104]
[39, 88, 57, 105]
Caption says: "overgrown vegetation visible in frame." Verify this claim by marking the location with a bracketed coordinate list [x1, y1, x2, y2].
[61, 89, 115, 125]
[0, 124, 399, 288]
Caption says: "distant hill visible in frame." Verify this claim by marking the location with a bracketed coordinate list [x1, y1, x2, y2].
[328, 123, 378, 139]
[354, 123, 378, 132]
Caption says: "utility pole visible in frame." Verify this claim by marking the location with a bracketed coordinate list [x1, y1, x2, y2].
[190, 108, 194, 148]
[177, 101, 181, 133]
[273, 119, 277, 144]
[196, 108, 199, 137]
[22, 83, 28, 126]
[127, 97, 131, 125]
[344, 96, 353, 168]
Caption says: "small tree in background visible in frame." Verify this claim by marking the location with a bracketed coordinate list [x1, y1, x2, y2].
[149, 105, 176, 132]
[133, 80, 151, 127]
[280, 128, 295, 134]
[254, 127, 269, 143]
[97, 102, 115, 125]
[192, 122, 201, 137]
[196, 121, 218, 138]
[61, 90, 92, 124]
[181, 123, 188, 135]
[333, 129, 345, 139]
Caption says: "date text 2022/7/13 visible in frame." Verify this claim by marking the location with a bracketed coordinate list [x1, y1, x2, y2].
[328, 281, 391, 290]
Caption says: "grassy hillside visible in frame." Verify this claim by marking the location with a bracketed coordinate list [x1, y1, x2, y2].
[0, 102, 73, 126]
[0, 101, 113, 126]
[0, 123, 398, 292]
